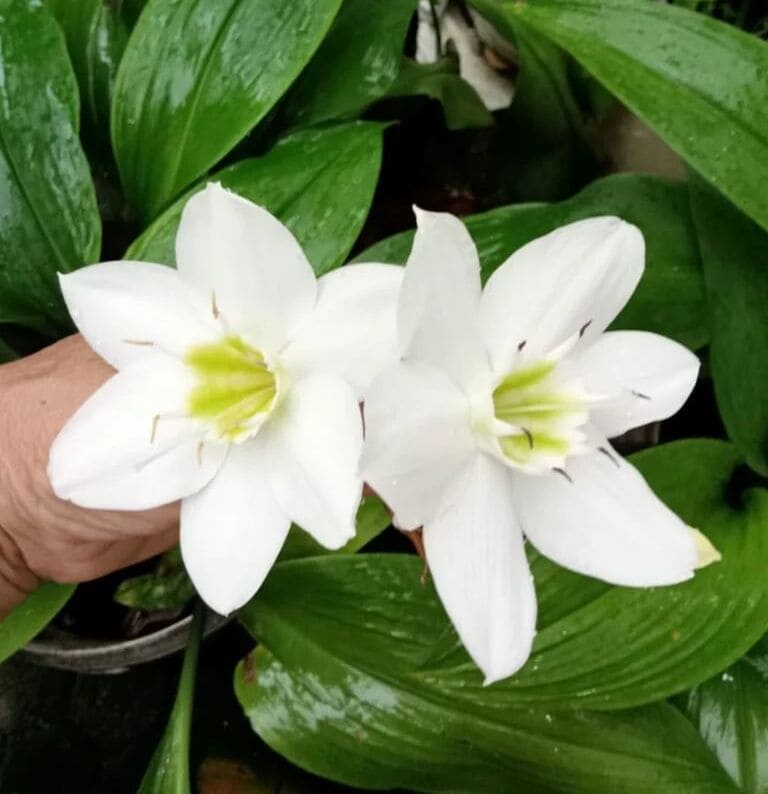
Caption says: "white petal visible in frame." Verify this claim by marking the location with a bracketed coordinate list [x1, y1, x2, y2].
[262, 374, 362, 549]
[399, 208, 489, 392]
[281, 263, 403, 398]
[48, 355, 227, 510]
[181, 441, 290, 615]
[480, 217, 645, 373]
[360, 361, 476, 531]
[574, 331, 700, 438]
[175, 183, 317, 351]
[513, 445, 698, 586]
[442, 6, 514, 111]
[423, 453, 537, 684]
[59, 262, 218, 370]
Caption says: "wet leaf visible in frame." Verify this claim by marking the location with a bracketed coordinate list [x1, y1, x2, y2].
[112, 0, 343, 220]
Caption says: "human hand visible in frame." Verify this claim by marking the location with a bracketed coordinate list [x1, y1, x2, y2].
[0, 335, 180, 618]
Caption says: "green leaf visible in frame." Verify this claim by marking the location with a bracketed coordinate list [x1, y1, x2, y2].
[0, 0, 101, 336]
[684, 635, 768, 793]
[385, 58, 493, 131]
[689, 178, 768, 476]
[357, 173, 707, 349]
[46, 0, 128, 147]
[473, 0, 768, 233]
[239, 441, 768, 715]
[138, 602, 204, 794]
[277, 0, 417, 129]
[0, 583, 74, 665]
[127, 122, 384, 276]
[237, 552, 736, 793]
[112, 0, 344, 220]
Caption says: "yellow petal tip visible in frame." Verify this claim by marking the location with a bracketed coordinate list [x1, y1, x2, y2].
[691, 528, 721, 569]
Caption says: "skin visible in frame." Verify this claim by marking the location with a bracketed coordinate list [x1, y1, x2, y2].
[0, 335, 179, 618]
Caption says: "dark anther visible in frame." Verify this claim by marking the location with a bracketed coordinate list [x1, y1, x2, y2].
[579, 319, 593, 338]
[522, 428, 534, 449]
[517, 339, 527, 352]
[598, 446, 620, 468]
[553, 467, 573, 483]
[631, 390, 651, 400]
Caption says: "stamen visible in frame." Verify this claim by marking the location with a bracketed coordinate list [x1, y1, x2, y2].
[598, 446, 620, 468]
[150, 414, 160, 443]
[579, 319, 593, 338]
[553, 467, 573, 483]
[124, 339, 155, 347]
[211, 290, 220, 319]
[522, 427, 534, 449]
[517, 339, 527, 352]
[197, 441, 204, 466]
[631, 390, 651, 400]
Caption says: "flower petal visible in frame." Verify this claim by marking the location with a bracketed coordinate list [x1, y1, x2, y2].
[175, 183, 317, 351]
[180, 441, 290, 615]
[59, 262, 218, 370]
[480, 217, 645, 373]
[360, 361, 476, 531]
[262, 374, 362, 549]
[513, 445, 698, 586]
[281, 263, 403, 398]
[48, 355, 227, 510]
[574, 331, 700, 438]
[423, 452, 537, 684]
[398, 208, 489, 392]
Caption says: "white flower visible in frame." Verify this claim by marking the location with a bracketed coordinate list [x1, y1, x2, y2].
[48, 183, 403, 615]
[416, 0, 516, 111]
[361, 209, 717, 684]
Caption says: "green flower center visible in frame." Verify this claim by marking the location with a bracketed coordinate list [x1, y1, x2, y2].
[185, 336, 277, 441]
[491, 359, 586, 467]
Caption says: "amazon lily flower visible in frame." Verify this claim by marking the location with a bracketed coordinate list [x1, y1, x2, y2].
[49, 183, 402, 615]
[361, 209, 718, 684]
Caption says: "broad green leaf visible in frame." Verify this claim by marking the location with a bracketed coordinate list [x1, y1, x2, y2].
[112, 0, 344, 220]
[0, 0, 101, 336]
[127, 122, 384, 276]
[277, 0, 417, 129]
[471, 0, 768, 232]
[683, 635, 768, 793]
[239, 441, 768, 713]
[358, 173, 707, 348]
[138, 602, 203, 793]
[237, 554, 736, 793]
[0, 583, 74, 665]
[689, 178, 768, 476]
[46, 0, 128, 146]
[385, 58, 493, 131]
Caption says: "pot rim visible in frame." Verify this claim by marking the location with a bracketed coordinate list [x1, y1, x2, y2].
[21, 609, 231, 674]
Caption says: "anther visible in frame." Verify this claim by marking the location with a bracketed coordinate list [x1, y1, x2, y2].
[598, 446, 620, 468]
[150, 414, 160, 443]
[522, 427, 534, 449]
[197, 441, 204, 466]
[211, 290, 220, 320]
[124, 339, 154, 346]
[579, 319, 593, 338]
[631, 390, 651, 400]
[553, 467, 573, 483]
[517, 339, 527, 352]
